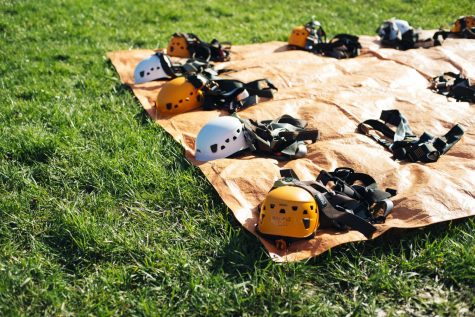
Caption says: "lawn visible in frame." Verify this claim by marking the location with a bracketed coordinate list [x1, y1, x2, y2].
[1, 0, 474, 315]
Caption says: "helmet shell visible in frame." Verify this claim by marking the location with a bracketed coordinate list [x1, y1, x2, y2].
[451, 16, 475, 33]
[134, 53, 173, 84]
[156, 77, 204, 115]
[288, 26, 310, 48]
[379, 19, 411, 41]
[258, 186, 319, 239]
[195, 116, 248, 161]
[167, 35, 190, 58]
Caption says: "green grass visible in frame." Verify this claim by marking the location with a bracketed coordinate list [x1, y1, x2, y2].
[1, 0, 474, 315]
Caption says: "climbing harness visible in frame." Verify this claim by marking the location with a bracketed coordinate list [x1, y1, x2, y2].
[313, 34, 362, 59]
[134, 52, 222, 84]
[358, 110, 465, 163]
[239, 114, 319, 160]
[430, 72, 475, 103]
[167, 33, 231, 62]
[256, 167, 397, 249]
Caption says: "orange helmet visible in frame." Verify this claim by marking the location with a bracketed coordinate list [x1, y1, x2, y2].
[155, 76, 204, 115]
[167, 34, 191, 58]
[288, 19, 326, 49]
[450, 16, 475, 33]
[257, 186, 319, 239]
[288, 26, 311, 48]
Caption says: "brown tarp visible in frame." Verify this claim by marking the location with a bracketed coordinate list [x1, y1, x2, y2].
[107, 34, 475, 262]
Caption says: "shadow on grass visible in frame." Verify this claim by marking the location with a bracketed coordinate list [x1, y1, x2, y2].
[308, 217, 473, 265]
[211, 213, 474, 276]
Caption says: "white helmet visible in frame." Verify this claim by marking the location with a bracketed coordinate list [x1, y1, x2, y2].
[134, 52, 176, 84]
[378, 19, 412, 41]
[195, 116, 249, 161]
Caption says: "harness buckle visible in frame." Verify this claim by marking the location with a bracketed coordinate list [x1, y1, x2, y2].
[406, 143, 439, 162]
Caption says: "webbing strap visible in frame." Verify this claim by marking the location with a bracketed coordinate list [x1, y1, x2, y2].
[173, 59, 220, 79]
[200, 78, 277, 113]
[359, 110, 465, 163]
[240, 115, 319, 160]
[430, 72, 475, 103]
[312, 34, 362, 59]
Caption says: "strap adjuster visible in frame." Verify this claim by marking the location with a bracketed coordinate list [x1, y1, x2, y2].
[406, 143, 439, 162]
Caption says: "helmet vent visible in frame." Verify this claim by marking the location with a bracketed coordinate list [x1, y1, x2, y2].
[292, 206, 298, 211]
[225, 138, 229, 143]
[303, 210, 308, 215]
[210, 144, 218, 153]
[237, 128, 240, 133]
[310, 205, 314, 210]
[166, 103, 172, 110]
[179, 99, 183, 103]
[221, 145, 225, 150]
[270, 204, 275, 209]
[232, 136, 237, 140]
[263, 206, 266, 210]
[302, 218, 310, 229]
[279, 209, 286, 214]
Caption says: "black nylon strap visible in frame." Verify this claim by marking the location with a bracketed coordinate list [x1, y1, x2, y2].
[431, 72, 475, 102]
[312, 34, 362, 59]
[239, 114, 318, 160]
[200, 78, 277, 113]
[359, 110, 464, 163]
[156, 53, 176, 77]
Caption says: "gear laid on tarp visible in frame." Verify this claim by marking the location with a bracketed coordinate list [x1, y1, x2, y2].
[156, 74, 277, 115]
[377, 19, 437, 50]
[167, 33, 231, 62]
[358, 110, 465, 163]
[195, 114, 319, 161]
[433, 16, 475, 45]
[108, 38, 475, 262]
[314, 34, 362, 59]
[134, 52, 224, 84]
[239, 114, 319, 160]
[187, 74, 278, 113]
[430, 72, 475, 103]
[289, 19, 361, 59]
[257, 168, 396, 249]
